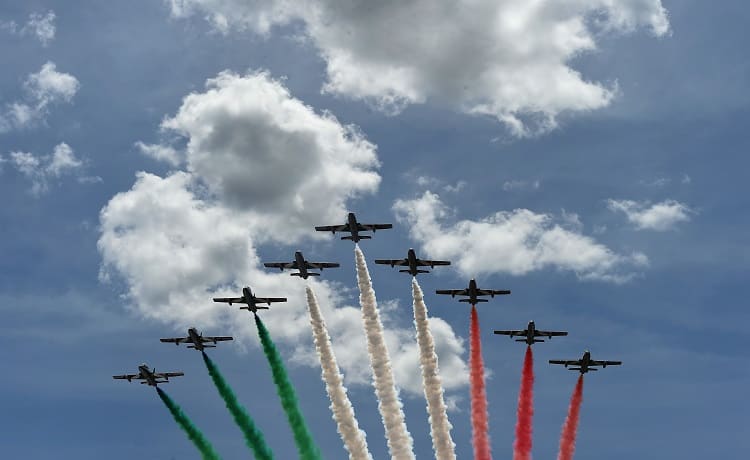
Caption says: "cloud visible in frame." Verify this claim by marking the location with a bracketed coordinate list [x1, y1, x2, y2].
[607, 199, 693, 231]
[502, 179, 540, 192]
[0, 62, 80, 132]
[98, 72, 468, 395]
[151, 70, 380, 243]
[23, 11, 56, 46]
[7, 143, 94, 195]
[166, 0, 669, 136]
[1, 11, 56, 46]
[393, 191, 648, 283]
[134, 141, 182, 166]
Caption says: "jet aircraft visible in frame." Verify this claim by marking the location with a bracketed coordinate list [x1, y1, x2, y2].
[315, 212, 392, 242]
[113, 364, 184, 386]
[494, 320, 567, 345]
[263, 251, 340, 279]
[436, 278, 510, 304]
[549, 350, 622, 374]
[160, 327, 233, 351]
[213, 286, 287, 312]
[374, 248, 450, 276]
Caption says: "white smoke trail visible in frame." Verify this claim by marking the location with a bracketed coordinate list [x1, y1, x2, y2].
[305, 285, 373, 460]
[411, 278, 457, 460]
[354, 245, 416, 460]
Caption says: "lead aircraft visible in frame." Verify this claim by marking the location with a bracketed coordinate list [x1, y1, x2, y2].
[315, 212, 392, 242]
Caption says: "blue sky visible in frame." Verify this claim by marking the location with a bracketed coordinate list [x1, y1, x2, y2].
[1, 1, 748, 459]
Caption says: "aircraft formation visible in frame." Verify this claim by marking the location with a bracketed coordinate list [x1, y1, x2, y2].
[112, 211, 622, 458]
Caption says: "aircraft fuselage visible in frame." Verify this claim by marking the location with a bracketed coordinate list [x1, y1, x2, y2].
[187, 328, 205, 351]
[347, 213, 361, 242]
[295, 251, 310, 279]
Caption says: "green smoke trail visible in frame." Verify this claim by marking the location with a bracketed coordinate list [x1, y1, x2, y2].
[254, 313, 323, 460]
[156, 387, 222, 460]
[201, 352, 275, 460]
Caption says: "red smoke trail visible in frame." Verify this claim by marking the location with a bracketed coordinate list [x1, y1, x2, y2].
[470, 305, 492, 460]
[513, 346, 534, 460]
[557, 375, 584, 460]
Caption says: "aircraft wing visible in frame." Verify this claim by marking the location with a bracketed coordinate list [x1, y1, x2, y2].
[315, 224, 348, 232]
[493, 329, 527, 337]
[477, 289, 511, 296]
[159, 337, 191, 344]
[306, 262, 340, 269]
[549, 360, 581, 366]
[416, 259, 451, 267]
[374, 258, 409, 266]
[213, 297, 245, 304]
[264, 262, 297, 269]
[154, 372, 184, 378]
[436, 289, 469, 296]
[254, 297, 288, 304]
[590, 360, 622, 367]
[113, 374, 140, 380]
[535, 330, 568, 338]
[359, 223, 393, 231]
[201, 336, 233, 343]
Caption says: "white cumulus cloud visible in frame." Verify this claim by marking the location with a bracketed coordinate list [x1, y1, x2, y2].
[166, 0, 669, 136]
[98, 72, 468, 395]
[394, 191, 648, 283]
[148, 70, 381, 243]
[0, 62, 80, 132]
[607, 198, 693, 231]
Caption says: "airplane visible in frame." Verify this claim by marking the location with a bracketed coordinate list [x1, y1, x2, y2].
[374, 248, 450, 276]
[160, 327, 233, 351]
[113, 364, 184, 386]
[213, 286, 287, 312]
[436, 278, 510, 304]
[549, 350, 622, 374]
[315, 212, 392, 243]
[263, 251, 340, 279]
[493, 321, 567, 345]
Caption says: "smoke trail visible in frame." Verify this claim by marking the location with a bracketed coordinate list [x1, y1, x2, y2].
[201, 352, 274, 460]
[557, 376, 584, 460]
[255, 313, 323, 460]
[513, 346, 534, 460]
[470, 305, 492, 460]
[411, 278, 456, 460]
[305, 285, 373, 460]
[156, 387, 222, 460]
[354, 245, 415, 460]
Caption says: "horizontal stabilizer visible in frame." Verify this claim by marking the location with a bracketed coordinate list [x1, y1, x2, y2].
[534, 339, 545, 343]
[515, 339, 527, 342]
